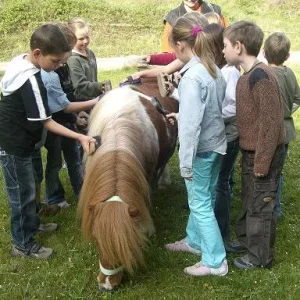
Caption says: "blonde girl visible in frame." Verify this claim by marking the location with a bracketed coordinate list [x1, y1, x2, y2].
[67, 18, 109, 101]
[165, 15, 228, 277]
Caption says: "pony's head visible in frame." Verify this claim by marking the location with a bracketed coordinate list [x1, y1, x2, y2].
[94, 194, 149, 291]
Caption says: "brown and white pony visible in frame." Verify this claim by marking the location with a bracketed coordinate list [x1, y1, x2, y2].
[77, 78, 178, 291]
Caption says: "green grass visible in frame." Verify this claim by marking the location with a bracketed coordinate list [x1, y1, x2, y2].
[1, 1, 300, 298]
[0, 0, 300, 61]
[1, 66, 300, 299]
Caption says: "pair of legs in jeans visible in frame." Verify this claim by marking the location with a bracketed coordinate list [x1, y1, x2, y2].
[0, 151, 42, 252]
[44, 123, 82, 205]
[185, 151, 226, 268]
[214, 138, 240, 240]
[235, 145, 285, 267]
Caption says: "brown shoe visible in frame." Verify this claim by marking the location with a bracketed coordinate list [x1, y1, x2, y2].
[38, 203, 61, 217]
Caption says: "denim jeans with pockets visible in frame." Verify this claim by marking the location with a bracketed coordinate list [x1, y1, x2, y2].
[45, 124, 82, 205]
[0, 151, 40, 252]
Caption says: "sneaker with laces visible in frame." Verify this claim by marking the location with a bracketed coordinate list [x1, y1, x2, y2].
[57, 200, 71, 209]
[184, 259, 228, 276]
[225, 239, 247, 253]
[11, 244, 54, 259]
[38, 223, 58, 233]
[233, 254, 257, 270]
[165, 239, 201, 255]
[233, 254, 272, 270]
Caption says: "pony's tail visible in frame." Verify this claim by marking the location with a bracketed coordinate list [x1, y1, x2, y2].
[92, 202, 150, 274]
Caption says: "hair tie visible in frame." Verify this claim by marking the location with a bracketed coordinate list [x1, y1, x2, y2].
[191, 25, 203, 38]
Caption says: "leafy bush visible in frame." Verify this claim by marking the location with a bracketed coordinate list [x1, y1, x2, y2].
[0, 0, 94, 34]
[0, 0, 299, 60]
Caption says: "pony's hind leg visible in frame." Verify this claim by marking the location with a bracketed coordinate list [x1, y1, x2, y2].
[158, 164, 172, 189]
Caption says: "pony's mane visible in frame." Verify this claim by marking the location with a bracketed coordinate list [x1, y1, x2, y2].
[78, 87, 155, 271]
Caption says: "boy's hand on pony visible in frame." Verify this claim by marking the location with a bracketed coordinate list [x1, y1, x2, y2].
[166, 112, 178, 125]
[78, 135, 96, 155]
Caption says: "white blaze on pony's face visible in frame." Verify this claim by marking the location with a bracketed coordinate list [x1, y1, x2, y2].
[97, 272, 123, 291]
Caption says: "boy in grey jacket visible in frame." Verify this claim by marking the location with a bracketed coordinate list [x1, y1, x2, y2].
[264, 31, 300, 217]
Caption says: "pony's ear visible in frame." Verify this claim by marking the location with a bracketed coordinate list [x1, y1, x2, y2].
[128, 206, 139, 217]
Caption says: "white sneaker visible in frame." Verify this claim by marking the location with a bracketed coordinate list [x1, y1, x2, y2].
[184, 259, 228, 276]
[165, 239, 201, 255]
[58, 200, 71, 209]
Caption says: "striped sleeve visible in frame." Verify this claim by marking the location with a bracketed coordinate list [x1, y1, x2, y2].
[21, 72, 51, 121]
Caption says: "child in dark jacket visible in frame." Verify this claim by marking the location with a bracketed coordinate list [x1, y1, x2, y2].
[0, 23, 96, 259]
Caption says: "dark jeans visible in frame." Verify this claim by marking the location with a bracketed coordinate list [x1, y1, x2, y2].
[31, 149, 43, 213]
[45, 124, 83, 205]
[214, 138, 240, 239]
[0, 151, 40, 252]
[31, 149, 43, 185]
[235, 145, 285, 266]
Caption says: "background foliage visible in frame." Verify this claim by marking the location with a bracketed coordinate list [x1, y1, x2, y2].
[0, 0, 300, 60]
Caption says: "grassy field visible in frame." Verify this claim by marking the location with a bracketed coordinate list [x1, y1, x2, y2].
[1, 0, 300, 299]
[0, 65, 300, 299]
[0, 0, 300, 61]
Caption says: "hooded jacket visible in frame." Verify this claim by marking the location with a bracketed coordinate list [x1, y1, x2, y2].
[0, 54, 51, 157]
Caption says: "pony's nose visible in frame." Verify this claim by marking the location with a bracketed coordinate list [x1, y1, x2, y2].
[97, 275, 115, 291]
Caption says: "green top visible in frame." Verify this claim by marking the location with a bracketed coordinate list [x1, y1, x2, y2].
[67, 48, 101, 101]
[271, 65, 300, 144]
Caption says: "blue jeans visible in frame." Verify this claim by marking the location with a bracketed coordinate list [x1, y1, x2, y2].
[275, 143, 289, 217]
[0, 152, 40, 252]
[45, 125, 83, 205]
[214, 138, 240, 239]
[31, 149, 43, 185]
[185, 151, 226, 268]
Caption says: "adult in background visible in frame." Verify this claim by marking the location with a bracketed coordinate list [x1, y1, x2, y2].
[162, 0, 227, 52]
